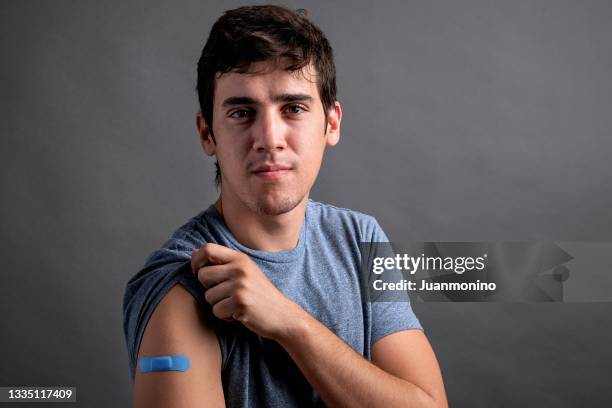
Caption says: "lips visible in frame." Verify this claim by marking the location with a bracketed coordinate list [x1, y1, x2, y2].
[251, 163, 292, 179]
[251, 163, 292, 173]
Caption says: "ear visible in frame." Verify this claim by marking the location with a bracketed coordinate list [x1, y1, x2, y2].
[325, 101, 342, 147]
[196, 112, 216, 156]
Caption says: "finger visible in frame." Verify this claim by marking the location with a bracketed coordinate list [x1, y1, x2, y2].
[190, 243, 238, 274]
[196, 264, 231, 288]
[202, 243, 242, 265]
[190, 246, 210, 274]
[212, 296, 239, 322]
[204, 279, 234, 305]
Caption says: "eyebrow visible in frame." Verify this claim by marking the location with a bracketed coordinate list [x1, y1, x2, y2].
[222, 93, 314, 107]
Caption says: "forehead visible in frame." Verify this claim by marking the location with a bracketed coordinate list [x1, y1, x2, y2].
[213, 61, 320, 104]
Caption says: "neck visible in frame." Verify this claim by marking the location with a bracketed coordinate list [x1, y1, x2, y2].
[214, 193, 308, 252]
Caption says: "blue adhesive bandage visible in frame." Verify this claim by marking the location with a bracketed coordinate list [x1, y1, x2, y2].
[139, 355, 190, 373]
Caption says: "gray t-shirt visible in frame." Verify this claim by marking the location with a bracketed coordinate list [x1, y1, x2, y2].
[123, 200, 422, 407]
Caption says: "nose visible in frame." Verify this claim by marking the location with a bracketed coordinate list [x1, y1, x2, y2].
[252, 109, 287, 152]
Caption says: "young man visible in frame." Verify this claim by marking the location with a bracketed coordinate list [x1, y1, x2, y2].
[123, 5, 447, 407]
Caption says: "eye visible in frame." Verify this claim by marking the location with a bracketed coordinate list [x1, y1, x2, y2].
[284, 104, 307, 114]
[228, 108, 254, 119]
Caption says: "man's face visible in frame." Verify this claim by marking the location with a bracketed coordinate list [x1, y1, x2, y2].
[199, 60, 341, 216]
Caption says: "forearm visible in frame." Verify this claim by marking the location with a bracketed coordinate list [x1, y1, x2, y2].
[274, 307, 441, 408]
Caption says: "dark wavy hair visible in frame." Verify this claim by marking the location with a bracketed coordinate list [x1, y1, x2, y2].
[196, 5, 337, 187]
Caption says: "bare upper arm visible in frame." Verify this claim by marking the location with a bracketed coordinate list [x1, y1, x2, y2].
[133, 284, 225, 408]
[371, 330, 448, 408]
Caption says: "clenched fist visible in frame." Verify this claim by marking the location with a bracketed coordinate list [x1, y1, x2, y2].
[191, 243, 306, 341]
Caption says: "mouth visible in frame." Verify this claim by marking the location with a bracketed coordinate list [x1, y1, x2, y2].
[251, 163, 292, 180]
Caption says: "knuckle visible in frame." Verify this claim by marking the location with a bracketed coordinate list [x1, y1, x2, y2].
[235, 264, 249, 278]
[202, 243, 213, 257]
[228, 266, 243, 279]
[239, 253, 252, 266]
[233, 291, 249, 308]
[233, 279, 246, 291]
[211, 302, 222, 318]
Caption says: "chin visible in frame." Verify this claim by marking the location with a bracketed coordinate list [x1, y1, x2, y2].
[252, 193, 304, 216]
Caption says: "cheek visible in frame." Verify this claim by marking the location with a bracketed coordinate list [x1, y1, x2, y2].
[295, 143, 325, 177]
[216, 139, 250, 170]
[292, 120, 327, 151]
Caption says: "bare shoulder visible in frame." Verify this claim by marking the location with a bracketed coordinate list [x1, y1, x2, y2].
[133, 284, 225, 408]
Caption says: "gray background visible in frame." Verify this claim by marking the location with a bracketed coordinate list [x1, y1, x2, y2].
[1, 0, 611, 406]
